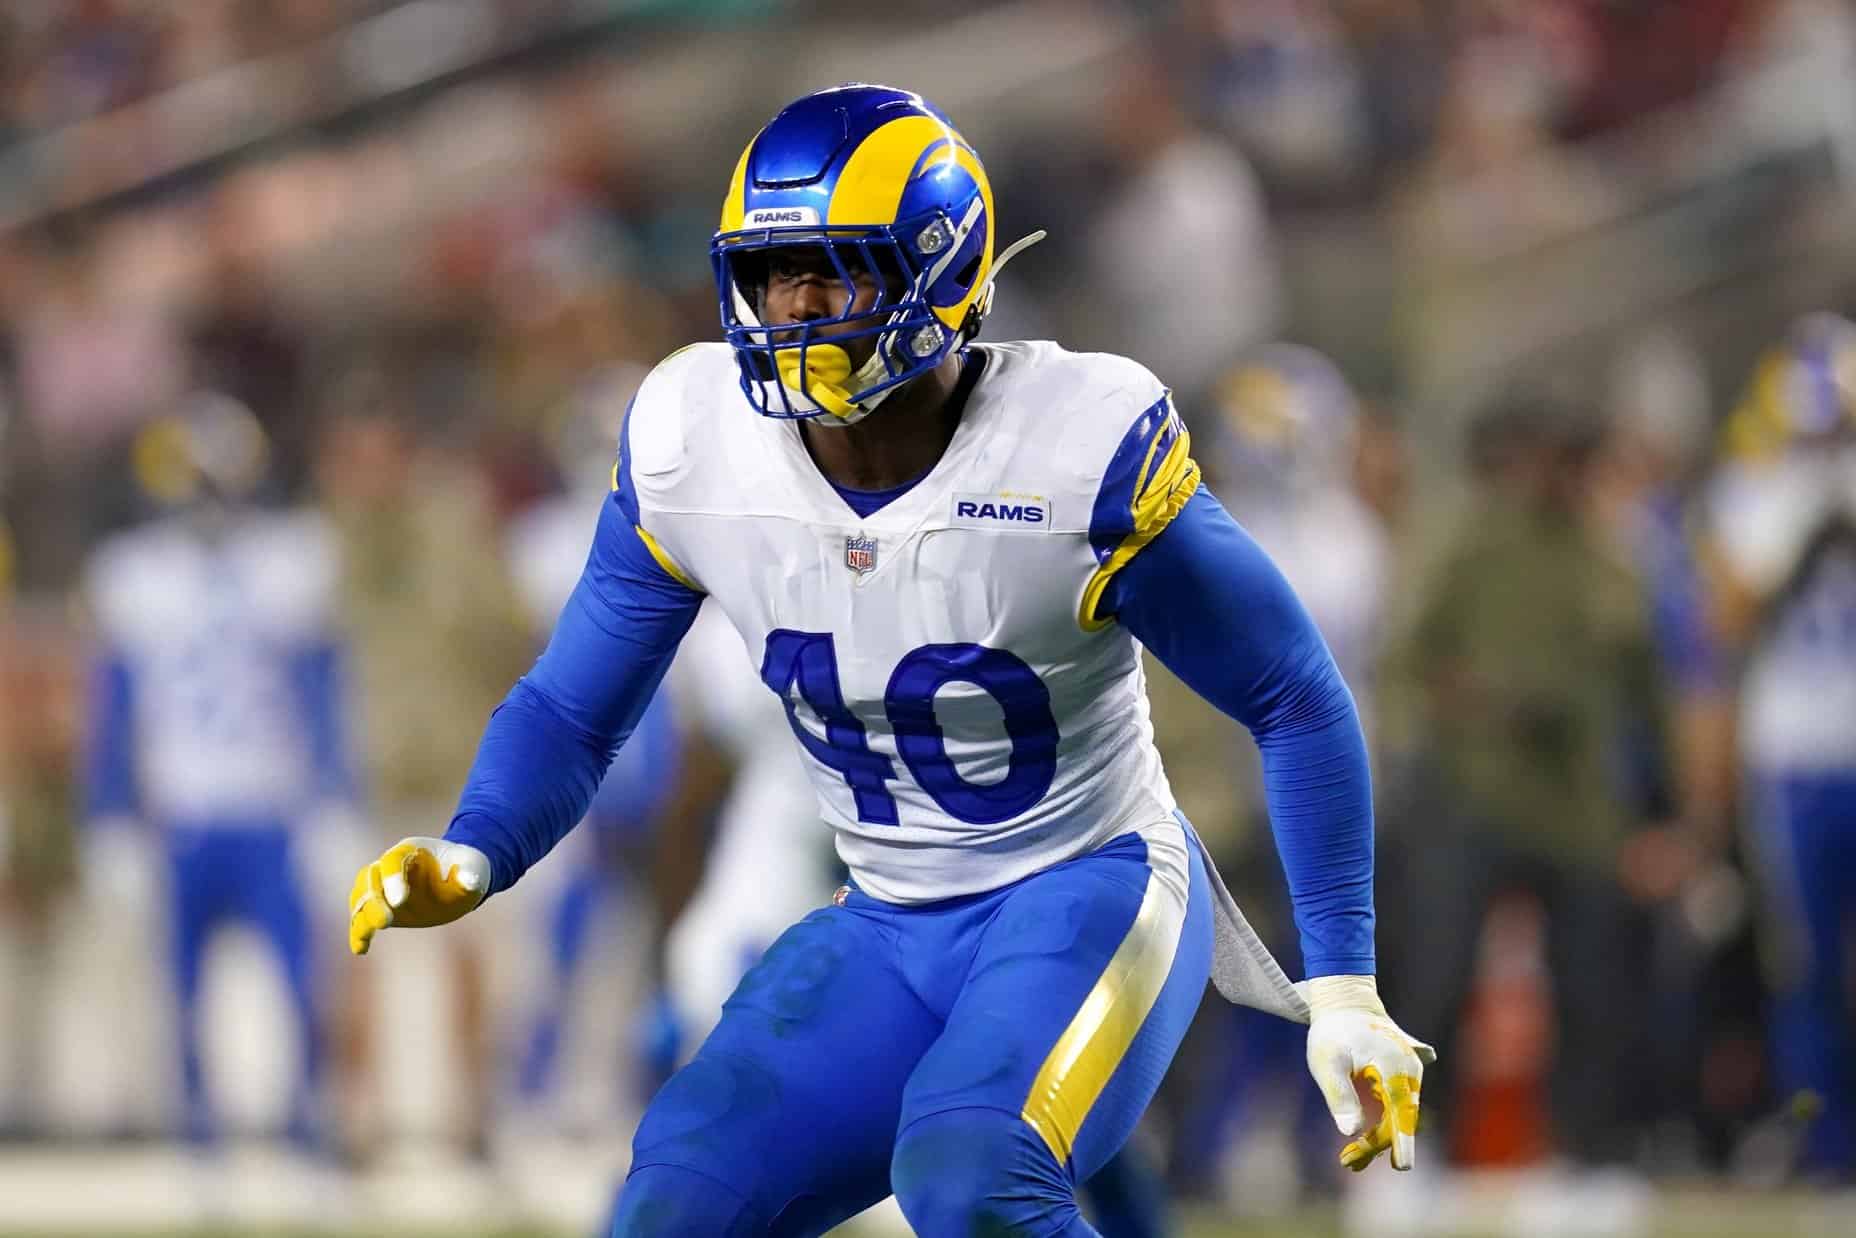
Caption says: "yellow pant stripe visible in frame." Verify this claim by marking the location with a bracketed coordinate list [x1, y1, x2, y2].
[1019, 861, 1187, 1165]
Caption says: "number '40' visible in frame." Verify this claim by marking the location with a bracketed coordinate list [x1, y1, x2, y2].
[758, 630, 1059, 826]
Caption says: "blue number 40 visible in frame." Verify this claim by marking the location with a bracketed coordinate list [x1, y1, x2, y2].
[759, 631, 1059, 827]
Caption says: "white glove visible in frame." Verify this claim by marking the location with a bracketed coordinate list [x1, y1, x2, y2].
[1303, 974, 1436, 1172]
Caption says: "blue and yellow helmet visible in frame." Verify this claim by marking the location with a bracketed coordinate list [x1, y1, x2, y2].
[1209, 344, 1360, 491]
[712, 83, 1034, 425]
[1724, 312, 1856, 461]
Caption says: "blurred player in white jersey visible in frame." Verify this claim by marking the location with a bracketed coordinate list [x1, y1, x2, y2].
[1210, 345, 1394, 711]
[1705, 313, 1856, 1179]
[83, 394, 358, 1146]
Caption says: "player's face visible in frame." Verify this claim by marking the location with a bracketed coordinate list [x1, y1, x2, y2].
[757, 245, 897, 367]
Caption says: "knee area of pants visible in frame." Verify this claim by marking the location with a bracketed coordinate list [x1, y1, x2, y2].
[891, 1107, 1072, 1237]
[611, 1163, 761, 1238]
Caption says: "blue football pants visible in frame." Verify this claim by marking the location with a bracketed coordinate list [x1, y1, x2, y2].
[611, 817, 1213, 1237]
[167, 825, 320, 1145]
[1752, 773, 1856, 1175]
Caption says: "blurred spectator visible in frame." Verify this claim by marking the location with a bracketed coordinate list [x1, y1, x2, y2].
[315, 368, 534, 1157]
[0, 601, 80, 1135]
[7, 230, 187, 581]
[1594, 327, 1763, 1170]
[1341, 0, 1450, 188]
[1394, 396, 1663, 1168]
[186, 185, 317, 501]
[1185, 0, 1371, 196]
[1082, 55, 1281, 404]
[1595, 327, 1733, 870]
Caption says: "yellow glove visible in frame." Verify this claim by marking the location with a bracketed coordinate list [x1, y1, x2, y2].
[348, 836, 491, 956]
[1302, 974, 1436, 1172]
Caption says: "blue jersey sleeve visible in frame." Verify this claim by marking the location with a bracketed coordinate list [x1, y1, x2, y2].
[291, 640, 359, 806]
[1100, 486, 1375, 977]
[83, 650, 139, 820]
[444, 488, 703, 894]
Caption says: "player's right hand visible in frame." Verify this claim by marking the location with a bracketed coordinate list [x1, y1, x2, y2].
[348, 836, 491, 956]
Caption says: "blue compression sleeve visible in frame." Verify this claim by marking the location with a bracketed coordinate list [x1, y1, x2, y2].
[444, 491, 703, 894]
[1101, 486, 1375, 976]
[291, 641, 358, 804]
[84, 651, 139, 819]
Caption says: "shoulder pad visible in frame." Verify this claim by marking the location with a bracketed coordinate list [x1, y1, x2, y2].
[624, 343, 734, 485]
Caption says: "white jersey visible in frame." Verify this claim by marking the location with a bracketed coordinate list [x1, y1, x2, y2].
[1708, 445, 1856, 772]
[85, 510, 342, 825]
[624, 341, 1185, 904]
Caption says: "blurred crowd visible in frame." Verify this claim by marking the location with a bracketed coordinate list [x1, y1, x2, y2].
[1, 0, 1855, 1230]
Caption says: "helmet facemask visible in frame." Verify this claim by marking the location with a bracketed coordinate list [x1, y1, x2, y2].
[714, 196, 988, 426]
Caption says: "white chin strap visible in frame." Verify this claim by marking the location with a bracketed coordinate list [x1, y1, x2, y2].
[972, 229, 1046, 323]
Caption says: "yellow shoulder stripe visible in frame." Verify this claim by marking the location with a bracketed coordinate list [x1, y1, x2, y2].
[1078, 426, 1201, 631]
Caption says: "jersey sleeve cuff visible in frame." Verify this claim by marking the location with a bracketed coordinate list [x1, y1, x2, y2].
[1301, 954, 1377, 979]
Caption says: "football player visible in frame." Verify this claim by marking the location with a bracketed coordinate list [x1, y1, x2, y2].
[86, 393, 357, 1146]
[1705, 313, 1856, 1177]
[350, 84, 1430, 1235]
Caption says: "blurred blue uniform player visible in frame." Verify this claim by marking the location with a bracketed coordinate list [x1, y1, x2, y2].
[1706, 314, 1856, 1178]
[83, 396, 357, 1146]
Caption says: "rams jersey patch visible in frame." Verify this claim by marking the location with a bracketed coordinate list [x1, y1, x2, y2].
[950, 493, 1051, 531]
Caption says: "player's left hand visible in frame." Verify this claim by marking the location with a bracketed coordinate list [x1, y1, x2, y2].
[1302, 974, 1435, 1173]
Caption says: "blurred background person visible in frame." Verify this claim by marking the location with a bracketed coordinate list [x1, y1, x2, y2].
[79, 393, 357, 1149]
[314, 368, 534, 1160]
[1394, 396, 1664, 1172]
[1591, 327, 1758, 1173]
[1081, 53, 1282, 406]
[0, 594, 81, 1138]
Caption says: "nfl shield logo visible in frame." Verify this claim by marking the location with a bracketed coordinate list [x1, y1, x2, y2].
[844, 534, 878, 575]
